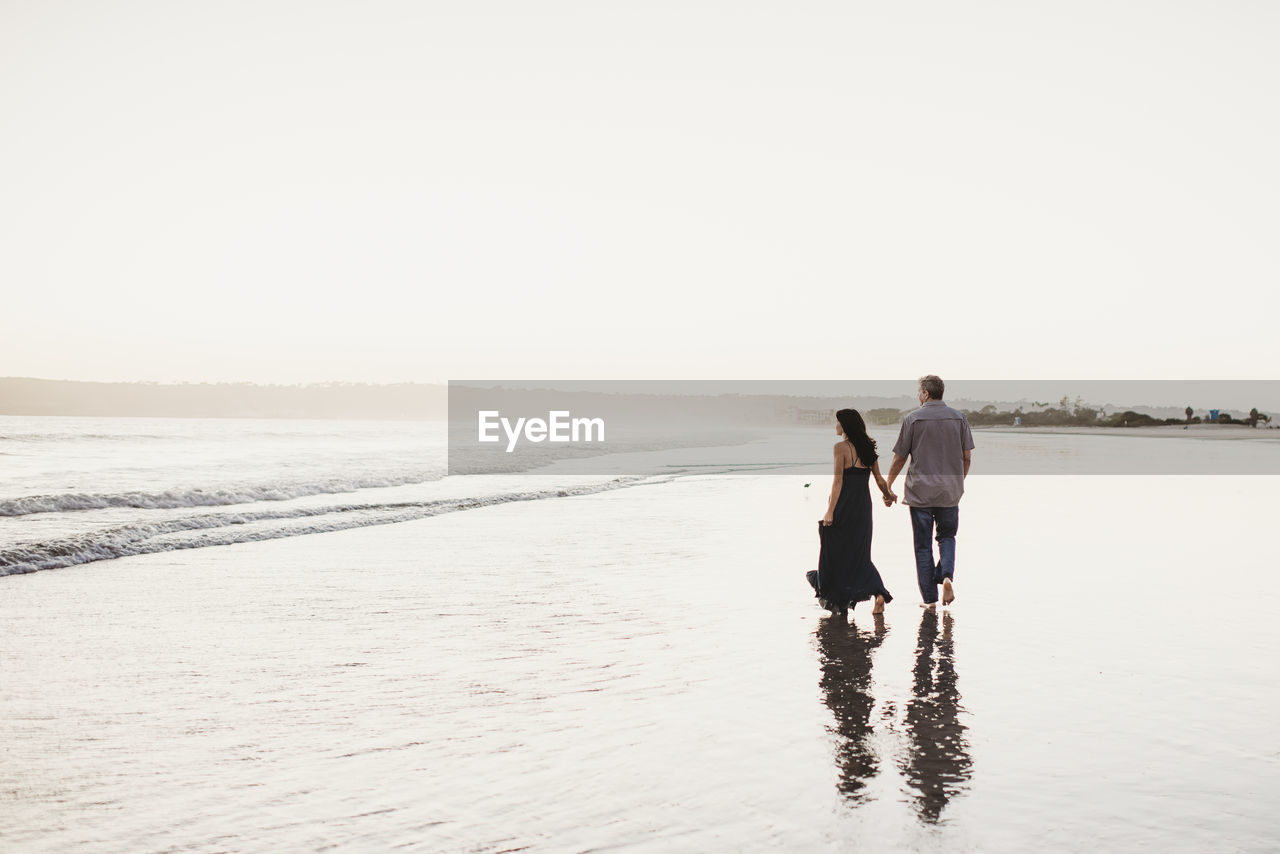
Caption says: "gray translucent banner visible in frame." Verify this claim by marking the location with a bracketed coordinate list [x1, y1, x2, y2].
[447, 380, 1280, 476]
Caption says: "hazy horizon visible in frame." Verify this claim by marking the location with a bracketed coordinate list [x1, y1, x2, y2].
[4, 376, 1278, 420]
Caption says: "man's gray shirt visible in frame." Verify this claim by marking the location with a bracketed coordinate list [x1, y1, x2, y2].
[892, 400, 975, 507]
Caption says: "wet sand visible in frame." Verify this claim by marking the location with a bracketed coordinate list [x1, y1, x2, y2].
[2, 473, 1278, 852]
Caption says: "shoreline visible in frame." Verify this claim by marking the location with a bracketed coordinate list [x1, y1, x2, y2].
[974, 424, 1280, 441]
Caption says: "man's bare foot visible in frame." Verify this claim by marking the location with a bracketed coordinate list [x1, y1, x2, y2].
[920, 602, 937, 611]
[872, 595, 885, 615]
[942, 578, 955, 605]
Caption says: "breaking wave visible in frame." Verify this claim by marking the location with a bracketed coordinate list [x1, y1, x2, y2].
[0, 477, 652, 577]
[0, 472, 446, 517]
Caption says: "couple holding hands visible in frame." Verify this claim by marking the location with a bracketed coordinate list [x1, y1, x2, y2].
[807, 375, 975, 617]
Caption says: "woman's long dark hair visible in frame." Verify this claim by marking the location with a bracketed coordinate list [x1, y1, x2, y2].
[836, 408, 878, 467]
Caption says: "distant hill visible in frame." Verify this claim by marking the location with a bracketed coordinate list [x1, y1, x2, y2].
[0, 378, 447, 420]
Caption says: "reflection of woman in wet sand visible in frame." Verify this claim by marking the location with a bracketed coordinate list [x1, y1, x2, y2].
[815, 613, 889, 805]
[900, 610, 973, 823]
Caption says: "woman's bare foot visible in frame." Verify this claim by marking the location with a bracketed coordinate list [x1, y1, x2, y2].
[942, 578, 955, 605]
[872, 595, 885, 615]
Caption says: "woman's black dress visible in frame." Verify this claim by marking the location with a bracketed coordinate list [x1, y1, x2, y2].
[808, 462, 893, 614]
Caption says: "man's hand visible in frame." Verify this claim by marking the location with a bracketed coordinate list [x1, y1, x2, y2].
[882, 491, 897, 507]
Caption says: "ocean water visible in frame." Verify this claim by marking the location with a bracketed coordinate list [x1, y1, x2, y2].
[2, 417, 1279, 852]
[0, 416, 646, 577]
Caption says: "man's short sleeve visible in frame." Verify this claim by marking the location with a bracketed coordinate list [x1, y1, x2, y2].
[961, 415, 975, 451]
[892, 418, 911, 458]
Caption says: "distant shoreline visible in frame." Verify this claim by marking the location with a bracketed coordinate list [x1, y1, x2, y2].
[0, 377, 447, 420]
[976, 424, 1280, 441]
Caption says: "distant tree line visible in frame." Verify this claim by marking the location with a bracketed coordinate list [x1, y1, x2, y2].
[863, 398, 1277, 429]
[963, 397, 1105, 427]
[958, 396, 1273, 428]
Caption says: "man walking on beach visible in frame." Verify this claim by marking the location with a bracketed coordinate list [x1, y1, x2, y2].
[884, 375, 974, 610]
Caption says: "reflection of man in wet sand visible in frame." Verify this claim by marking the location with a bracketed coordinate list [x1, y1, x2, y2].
[815, 613, 888, 804]
[900, 609, 973, 823]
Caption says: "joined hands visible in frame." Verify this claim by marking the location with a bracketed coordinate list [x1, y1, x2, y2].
[822, 489, 896, 525]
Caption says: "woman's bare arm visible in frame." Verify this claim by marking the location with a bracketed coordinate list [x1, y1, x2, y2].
[823, 443, 845, 523]
[872, 460, 897, 505]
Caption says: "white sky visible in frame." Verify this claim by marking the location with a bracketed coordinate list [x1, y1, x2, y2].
[2, 1, 1277, 384]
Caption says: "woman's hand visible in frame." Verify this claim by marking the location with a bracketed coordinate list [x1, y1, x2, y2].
[821, 512, 834, 526]
[882, 490, 897, 507]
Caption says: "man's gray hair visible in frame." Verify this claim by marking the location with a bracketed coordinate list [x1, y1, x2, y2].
[919, 375, 945, 400]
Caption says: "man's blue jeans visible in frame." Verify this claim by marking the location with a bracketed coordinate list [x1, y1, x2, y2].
[910, 505, 959, 604]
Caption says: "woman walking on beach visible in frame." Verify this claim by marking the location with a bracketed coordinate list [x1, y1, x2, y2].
[809, 409, 896, 618]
